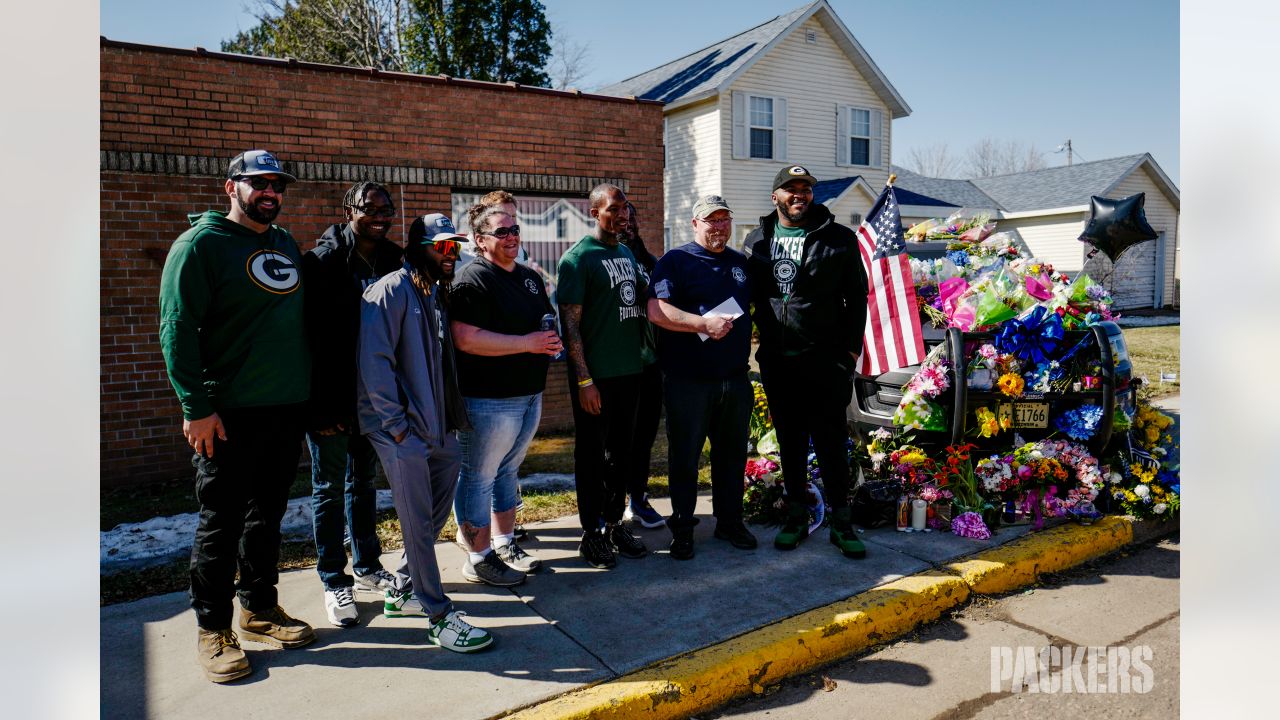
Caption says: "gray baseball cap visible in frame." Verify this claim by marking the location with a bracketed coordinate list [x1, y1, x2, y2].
[409, 213, 470, 245]
[692, 194, 732, 219]
[227, 149, 297, 182]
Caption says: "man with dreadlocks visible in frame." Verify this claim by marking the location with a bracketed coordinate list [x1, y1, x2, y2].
[357, 212, 494, 652]
[301, 181, 405, 628]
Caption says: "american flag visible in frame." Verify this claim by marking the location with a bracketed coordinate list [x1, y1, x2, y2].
[856, 184, 924, 376]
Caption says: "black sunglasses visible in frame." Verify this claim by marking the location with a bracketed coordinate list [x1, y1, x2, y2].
[348, 203, 396, 218]
[483, 225, 521, 239]
[236, 176, 289, 193]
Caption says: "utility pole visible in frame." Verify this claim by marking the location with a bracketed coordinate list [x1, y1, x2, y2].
[1055, 139, 1074, 166]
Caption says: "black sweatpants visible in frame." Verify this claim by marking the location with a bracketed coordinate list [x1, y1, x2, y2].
[189, 403, 305, 631]
[758, 354, 853, 511]
[567, 367, 641, 533]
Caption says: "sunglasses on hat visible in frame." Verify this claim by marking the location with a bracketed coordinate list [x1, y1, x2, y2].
[428, 239, 461, 256]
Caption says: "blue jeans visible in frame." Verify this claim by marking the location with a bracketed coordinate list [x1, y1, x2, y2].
[454, 394, 542, 531]
[307, 431, 384, 589]
[663, 373, 751, 529]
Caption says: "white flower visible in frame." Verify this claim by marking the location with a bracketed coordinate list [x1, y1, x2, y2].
[1153, 503, 1168, 514]
[1109, 472, 1124, 484]
[1134, 484, 1150, 499]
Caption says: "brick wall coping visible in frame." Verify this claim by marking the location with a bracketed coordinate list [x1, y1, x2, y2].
[101, 37, 663, 108]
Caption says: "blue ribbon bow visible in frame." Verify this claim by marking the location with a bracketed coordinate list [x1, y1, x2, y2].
[994, 306, 1065, 364]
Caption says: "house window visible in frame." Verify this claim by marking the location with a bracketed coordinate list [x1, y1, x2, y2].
[849, 212, 863, 228]
[733, 91, 787, 161]
[849, 109, 871, 166]
[749, 96, 774, 159]
[837, 105, 881, 168]
[556, 215, 567, 239]
[664, 226, 672, 251]
[805, 29, 817, 44]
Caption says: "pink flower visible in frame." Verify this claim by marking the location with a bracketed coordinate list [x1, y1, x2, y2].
[951, 511, 991, 540]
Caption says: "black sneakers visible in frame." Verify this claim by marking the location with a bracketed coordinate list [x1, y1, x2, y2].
[714, 521, 758, 550]
[669, 526, 695, 560]
[579, 531, 617, 569]
[606, 523, 648, 559]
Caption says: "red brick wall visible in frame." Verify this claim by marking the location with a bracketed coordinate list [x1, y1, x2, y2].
[100, 41, 662, 487]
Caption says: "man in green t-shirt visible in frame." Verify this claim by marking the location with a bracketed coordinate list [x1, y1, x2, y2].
[159, 150, 316, 684]
[556, 184, 652, 569]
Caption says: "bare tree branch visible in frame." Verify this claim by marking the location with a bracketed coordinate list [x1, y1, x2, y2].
[903, 142, 960, 178]
[964, 137, 1048, 177]
[547, 32, 591, 91]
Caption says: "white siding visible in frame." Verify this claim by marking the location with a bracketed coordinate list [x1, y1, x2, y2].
[997, 213, 1091, 275]
[717, 16, 890, 230]
[1105, 166, 1179, 308]
[664, 99, 721, 248]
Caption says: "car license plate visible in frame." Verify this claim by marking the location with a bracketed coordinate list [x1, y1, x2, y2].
[998, 402, 1049, 428]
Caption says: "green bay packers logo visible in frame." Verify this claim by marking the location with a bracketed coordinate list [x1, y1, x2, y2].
[619, 280, 636, 306]
[772, 258, 797, 284]
[246, 249, 300, 294]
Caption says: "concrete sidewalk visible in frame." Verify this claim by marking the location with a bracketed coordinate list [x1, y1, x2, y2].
[101, 494, 1044, 719]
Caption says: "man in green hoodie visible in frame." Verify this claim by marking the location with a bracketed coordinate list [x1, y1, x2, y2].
[159, 149, 315, 684]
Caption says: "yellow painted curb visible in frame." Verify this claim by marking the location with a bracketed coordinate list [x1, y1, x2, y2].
[944, 516, 1134, 595]
[502, 571, 969, 720]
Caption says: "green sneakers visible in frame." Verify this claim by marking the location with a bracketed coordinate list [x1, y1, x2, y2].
[427, 610, 494, 653]
[829, 507, 867, 559]
[773, 502, 811, 550]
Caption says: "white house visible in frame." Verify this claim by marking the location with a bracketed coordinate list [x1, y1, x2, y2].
[891, 154, 1180, 310]
[599, 0, 910, 249]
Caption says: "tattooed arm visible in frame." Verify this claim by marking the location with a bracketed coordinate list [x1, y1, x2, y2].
[559, 302, 602, 415]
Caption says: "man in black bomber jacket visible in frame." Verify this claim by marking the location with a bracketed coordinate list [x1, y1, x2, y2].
[745, 164, 869, 560]
[302, 181, 405, 628]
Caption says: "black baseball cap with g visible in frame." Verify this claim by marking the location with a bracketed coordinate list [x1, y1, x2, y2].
[227, 150, 297, 183]
[772, 164, 817, 191]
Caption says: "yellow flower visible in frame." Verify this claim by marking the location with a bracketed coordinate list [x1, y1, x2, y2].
[997, 373, 1024, 398]
[975, 407, 999, 438]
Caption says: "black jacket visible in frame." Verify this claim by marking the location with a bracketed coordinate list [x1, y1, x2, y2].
[303, 223, 404, 431]
[745, 203, 868, 370]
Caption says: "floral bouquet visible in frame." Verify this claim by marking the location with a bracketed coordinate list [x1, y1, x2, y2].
[748, 380, 773, 444]
[892, 353, 951, 432]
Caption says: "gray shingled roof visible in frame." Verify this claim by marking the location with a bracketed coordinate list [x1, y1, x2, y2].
[597, 1, 909, 117]
[599, 4, 813, 103]
[890, 166, 1001, 210]
[970, 155, 1146, 212]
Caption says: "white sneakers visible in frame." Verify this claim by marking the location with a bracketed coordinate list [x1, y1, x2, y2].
[324, 586, 358, 628]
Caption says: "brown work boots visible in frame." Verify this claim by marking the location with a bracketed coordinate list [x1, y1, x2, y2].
[196, 628, 251, 683]
[197, 606, 316, 683]
[238, 605, 317, 648]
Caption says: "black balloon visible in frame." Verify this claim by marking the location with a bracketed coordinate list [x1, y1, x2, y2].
[1077, 193, 1159, 264]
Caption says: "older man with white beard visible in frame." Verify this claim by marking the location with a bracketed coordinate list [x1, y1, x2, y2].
[645, 195, 756, 560]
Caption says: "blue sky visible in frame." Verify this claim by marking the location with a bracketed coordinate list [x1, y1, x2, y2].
[100, 0, 1178, 184]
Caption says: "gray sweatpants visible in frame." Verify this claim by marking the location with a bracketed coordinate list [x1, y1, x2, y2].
[367, 429, 461, 618]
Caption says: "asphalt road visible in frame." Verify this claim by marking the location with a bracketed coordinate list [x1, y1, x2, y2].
[708, 537, 1180, 720]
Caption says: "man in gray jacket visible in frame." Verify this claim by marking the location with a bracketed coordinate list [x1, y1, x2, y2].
[357, 212, 493, 653]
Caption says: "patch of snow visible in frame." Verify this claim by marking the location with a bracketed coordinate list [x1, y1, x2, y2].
[100, 473, 577, 574]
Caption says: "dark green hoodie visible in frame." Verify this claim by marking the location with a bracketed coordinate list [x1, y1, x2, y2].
[159, 210, 310, 419]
